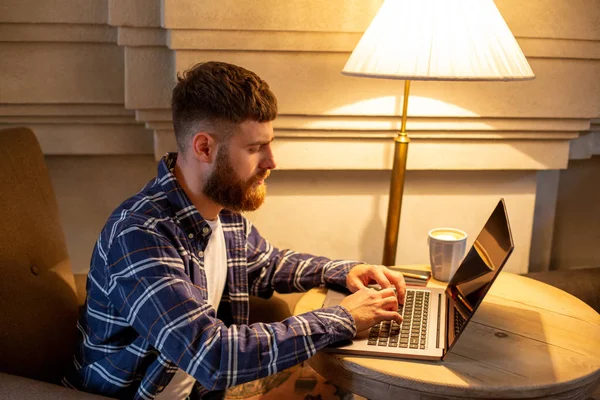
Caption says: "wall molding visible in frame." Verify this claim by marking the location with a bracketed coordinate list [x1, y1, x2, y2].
[0, 2, 152, 154]
[3, 0, 597, 164]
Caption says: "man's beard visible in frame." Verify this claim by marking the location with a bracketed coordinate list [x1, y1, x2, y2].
[203, 144, 269, 212]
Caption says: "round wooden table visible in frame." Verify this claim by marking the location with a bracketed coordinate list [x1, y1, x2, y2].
[294, 272, 600, 400]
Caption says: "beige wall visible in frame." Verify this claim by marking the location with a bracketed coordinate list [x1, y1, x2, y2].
[2, 0, 600, 276]
[46, 156, 157, 274]
[46, 155, 535, 275]
[248, 170, 536, 273]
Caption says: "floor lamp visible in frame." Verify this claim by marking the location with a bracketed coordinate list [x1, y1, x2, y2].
[342, 0, 535, 266]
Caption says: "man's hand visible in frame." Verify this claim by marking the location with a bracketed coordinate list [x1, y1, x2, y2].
[346, 264, 406, 304]
[340, 287, 402, 332]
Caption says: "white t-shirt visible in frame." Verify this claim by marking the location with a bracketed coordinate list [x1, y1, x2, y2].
[203, 217, 228, 307]
[156, 217, 228, 399]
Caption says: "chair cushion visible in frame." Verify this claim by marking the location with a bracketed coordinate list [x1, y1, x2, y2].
[525, 267, 600, 313]
[0, 127, 79, 384]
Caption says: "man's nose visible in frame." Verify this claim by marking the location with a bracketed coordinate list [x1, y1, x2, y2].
[260, 145, 277, 170]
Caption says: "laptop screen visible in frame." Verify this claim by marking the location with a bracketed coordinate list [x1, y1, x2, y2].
[444, 199, 514, 356]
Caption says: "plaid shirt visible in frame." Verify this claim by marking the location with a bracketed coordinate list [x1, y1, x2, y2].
[62, 153, 358, 399]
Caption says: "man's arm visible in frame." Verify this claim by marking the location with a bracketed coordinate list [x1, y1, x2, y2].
[104, 226, 356, 391]
[244, 220, 362, 298]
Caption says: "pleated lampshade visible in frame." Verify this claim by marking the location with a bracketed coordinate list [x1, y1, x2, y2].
[343, 0, 535, 81]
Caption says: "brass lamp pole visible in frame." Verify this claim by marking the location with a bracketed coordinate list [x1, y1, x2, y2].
[382, 80, 411, 266]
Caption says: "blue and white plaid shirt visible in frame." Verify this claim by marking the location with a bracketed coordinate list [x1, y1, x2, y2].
[62, 153, 358, 399]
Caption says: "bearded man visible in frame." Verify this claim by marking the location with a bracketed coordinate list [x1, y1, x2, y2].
[63, 61, 406, 400]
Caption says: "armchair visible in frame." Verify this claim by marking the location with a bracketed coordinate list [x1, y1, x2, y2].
[0, 127, 111, 398]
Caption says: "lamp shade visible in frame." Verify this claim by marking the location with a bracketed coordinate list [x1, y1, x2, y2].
[343, 0, 535, 81]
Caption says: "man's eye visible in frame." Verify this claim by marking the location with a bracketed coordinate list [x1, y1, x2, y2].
[248, 146, 260, 153]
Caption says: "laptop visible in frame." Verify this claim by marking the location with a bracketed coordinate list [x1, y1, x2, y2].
[322, 198, 514, 361]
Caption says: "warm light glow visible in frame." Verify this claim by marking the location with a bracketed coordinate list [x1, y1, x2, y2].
[325, 96, 478, 117]
[343, 0, 535, 81]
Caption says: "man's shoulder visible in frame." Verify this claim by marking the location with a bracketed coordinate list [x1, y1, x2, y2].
[90, 182, 181, 280]
[102, 183, 176, 241]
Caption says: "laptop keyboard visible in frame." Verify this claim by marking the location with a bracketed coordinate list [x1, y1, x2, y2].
[454, 309, 466, 335]
[367, 289, 430, 349]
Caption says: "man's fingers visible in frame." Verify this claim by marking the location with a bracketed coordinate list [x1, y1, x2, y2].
[347, 276, 366, 292]
[389, 273, 406, 304]
[383, 269, 405, 292]
[396, 285, 406, 304]
[378, 288, 396, 298]
[380, 295, 399, 312]
[371, 268, 392, 289]
[379, 311, 403, 324]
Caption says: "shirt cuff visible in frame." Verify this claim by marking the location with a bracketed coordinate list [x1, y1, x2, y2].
[323, 261, 363, 288]
[314, 305, 357, 343]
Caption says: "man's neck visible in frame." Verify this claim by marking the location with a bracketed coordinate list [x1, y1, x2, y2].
[173, 157, 222, 221]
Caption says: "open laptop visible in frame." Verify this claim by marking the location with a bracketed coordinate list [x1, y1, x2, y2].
[322, 198, 514, 361]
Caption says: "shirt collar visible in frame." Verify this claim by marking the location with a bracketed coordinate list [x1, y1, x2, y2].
[158, 152, 211, 242]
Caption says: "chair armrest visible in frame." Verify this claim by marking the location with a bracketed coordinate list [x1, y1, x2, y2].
[0, 373, 113, 400]
[248, 292, 305, 324]
[74, 273, 88, 306]
[524, 267, 600, 313]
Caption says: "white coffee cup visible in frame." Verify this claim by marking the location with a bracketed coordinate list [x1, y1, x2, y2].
[427, 227, 468, 282]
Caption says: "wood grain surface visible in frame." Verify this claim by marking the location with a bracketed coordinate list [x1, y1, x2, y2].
[295, 271, 600, 399]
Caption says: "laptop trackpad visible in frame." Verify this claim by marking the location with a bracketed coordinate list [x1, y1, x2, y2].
[322, 289, 347, 308]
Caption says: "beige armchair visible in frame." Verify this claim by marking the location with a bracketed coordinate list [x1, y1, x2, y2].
[0, 127, 112, 398]
[0, 126, 76, 382]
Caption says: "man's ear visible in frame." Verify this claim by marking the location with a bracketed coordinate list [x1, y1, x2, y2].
[190, 132, 217, 163]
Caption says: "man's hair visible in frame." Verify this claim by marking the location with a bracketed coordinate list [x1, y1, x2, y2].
[171, 61, 278, 153]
